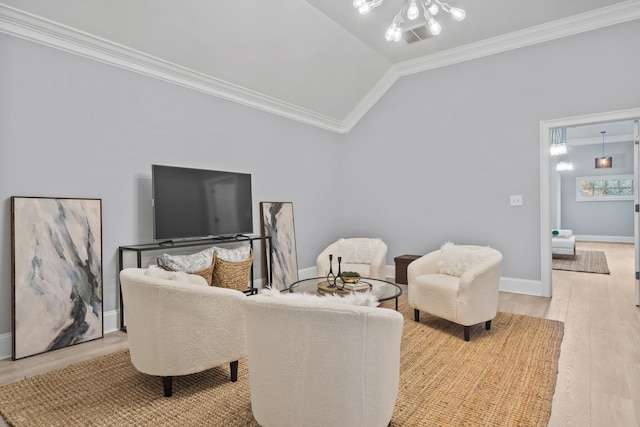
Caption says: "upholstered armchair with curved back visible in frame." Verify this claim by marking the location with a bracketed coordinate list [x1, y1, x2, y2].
[120, 268, 247, 397]
[407, 243, 503, 341]
[244, 291, 404, 427]
[316, 238, 388, 280]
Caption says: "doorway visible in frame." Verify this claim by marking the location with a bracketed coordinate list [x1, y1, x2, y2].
[540, 108, 640, 299]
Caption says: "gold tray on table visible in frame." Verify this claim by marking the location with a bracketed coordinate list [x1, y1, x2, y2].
[317, 280, 372, 296]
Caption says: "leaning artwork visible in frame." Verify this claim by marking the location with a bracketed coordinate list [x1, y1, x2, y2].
[11, 197, 103, 360]
[260, 202, 299, 291]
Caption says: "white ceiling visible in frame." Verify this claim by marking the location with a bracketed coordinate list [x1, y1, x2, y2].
[1, 0, 639, 132]
[567, 120, 637, 146]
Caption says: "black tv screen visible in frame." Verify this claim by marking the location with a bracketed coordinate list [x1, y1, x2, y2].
[152, 165, 253, 241]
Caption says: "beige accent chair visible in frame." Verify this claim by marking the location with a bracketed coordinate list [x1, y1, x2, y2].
[407, 245, 503, 341]
[316, 238, 388, 280]
[244, 292, 404, 427]
[119, 268, 247, 397]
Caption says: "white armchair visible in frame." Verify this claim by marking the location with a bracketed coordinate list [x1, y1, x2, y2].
[316, 238, 388, 280]
[407, 244, 502, 341]
[119, 268, 247, 396]
[244, 292, 404, 427]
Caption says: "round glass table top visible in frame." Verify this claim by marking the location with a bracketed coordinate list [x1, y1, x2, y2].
[288, 277, 402, 306]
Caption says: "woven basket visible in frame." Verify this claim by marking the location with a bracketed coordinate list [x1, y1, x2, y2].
[212, 249, 253, 291]
[192, 259, 215, 285]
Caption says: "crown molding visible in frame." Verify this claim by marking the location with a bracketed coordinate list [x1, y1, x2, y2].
[0, 4, 346, 133]
[341, 67, 399, 132]
[348, 2, 640, 131]
[395, 1, 640, 76]
[1, 2, 639, 134]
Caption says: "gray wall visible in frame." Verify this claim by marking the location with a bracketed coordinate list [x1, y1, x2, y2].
[339, 20, 640, 280]
[1, 20, 640, 338]
[560, 141, 634, 238]
[0, 33, 345, 336]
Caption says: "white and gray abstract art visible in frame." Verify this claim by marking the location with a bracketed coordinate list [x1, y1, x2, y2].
[261, 202, 298, 290]
[12, 197, 103, 360]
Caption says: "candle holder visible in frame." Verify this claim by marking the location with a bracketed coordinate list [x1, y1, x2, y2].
[335, 256, 345, 290]
[326, 254, 337, 287]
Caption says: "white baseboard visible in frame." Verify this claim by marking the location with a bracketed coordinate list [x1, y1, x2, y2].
[104, 309, 119, 334]
[499, 276, 545, 296]
[0, 332, 11, 360]
[298, 267, 318, 280]
[304, 265, 544, 296]
[575, 235, 634, 243]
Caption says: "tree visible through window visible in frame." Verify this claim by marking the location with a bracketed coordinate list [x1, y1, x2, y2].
[576, 175, 635, 201]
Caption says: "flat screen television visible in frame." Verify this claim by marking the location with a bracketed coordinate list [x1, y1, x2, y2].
[152, 164, 253, 242]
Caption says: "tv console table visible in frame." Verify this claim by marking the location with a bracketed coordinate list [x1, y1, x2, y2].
[118, 235, 272, 332]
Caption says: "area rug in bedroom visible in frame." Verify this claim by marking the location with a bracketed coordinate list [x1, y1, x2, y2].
[0, 299, 564, 427]
[552, 249, 610, 274]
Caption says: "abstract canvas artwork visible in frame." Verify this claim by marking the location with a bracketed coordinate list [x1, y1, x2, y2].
[260, 202, 298, 290]
[11, 197, 103, 360]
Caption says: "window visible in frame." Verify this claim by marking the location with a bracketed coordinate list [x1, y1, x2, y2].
[575, 174, 635, 201]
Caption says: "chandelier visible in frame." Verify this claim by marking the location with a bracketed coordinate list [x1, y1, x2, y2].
[353, 0, 466, 42]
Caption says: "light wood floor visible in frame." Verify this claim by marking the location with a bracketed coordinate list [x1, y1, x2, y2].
[0, 241, 638, 426]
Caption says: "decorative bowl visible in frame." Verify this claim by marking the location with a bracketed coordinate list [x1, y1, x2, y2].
[341, 272, 361, 284]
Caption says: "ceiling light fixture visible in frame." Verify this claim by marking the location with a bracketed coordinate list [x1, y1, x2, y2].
[556, 155, 574, 172]
[353, 0, 466, 42]
[595, 130, 612, 168]
[550, 128, 567, 156]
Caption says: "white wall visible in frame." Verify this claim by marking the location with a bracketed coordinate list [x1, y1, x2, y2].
[1, 20, 640, 343]
[0, 33, 344, 338]
[340, 20, 640, 281]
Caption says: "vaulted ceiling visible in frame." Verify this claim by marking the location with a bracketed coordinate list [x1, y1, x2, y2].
[1, 0, 639, 132]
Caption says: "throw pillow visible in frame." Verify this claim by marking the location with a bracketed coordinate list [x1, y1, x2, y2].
[212, 245, 251, 262]
[145, 265, 192, 282]
[260, 287, 379, 307]
[438, 242, 493, 277]
[337, 238, 381, 264]
[156, 246, 214, 272]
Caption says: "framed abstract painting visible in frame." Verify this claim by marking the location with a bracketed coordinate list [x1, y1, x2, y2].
[11, 196, 103, 360]
[260, 202, 299, 291]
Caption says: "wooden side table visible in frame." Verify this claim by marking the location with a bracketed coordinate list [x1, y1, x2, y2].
[394, 254, 421, 284]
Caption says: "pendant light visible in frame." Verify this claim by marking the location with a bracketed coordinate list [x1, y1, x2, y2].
[550, 128, 567, 156]
[556, 154, 574, 172]
[595, 131, 612, 168]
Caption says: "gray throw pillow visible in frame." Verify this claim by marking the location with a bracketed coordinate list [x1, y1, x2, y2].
[157, 246, 214, 272]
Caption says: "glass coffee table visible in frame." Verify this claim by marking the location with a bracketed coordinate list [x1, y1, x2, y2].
[289, 277, 403, 310]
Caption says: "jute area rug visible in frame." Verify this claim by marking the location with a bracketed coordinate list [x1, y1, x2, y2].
[552, 250, 610, 274]
[0, 299, 564, 427]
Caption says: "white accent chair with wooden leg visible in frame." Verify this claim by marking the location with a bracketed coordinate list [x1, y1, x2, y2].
[120, 267, 247, 397]
[407, 243, 502, 341]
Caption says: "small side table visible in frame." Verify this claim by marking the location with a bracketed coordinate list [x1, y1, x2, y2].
[394, 254, 421, 285]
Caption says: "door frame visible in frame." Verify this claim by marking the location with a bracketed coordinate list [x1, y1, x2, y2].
[635, 119, 640, 306]
[539, 107, 640, 298]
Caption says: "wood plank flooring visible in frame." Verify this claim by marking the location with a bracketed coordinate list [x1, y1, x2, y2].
[498, 241, 640, 427]
[0, 241, 638, 426]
